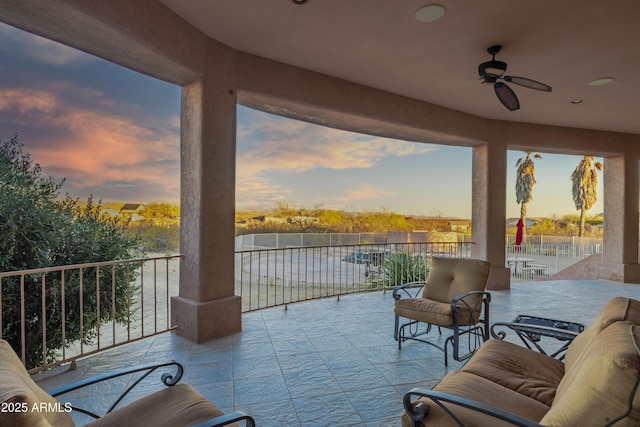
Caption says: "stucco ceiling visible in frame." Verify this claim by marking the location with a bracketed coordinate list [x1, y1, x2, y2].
[158, 0, 640, 136]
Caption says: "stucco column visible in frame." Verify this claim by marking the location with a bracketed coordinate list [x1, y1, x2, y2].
[471, 142, 510, 290]
[172, 43, 242, 342]
[600, 155, 640, 282]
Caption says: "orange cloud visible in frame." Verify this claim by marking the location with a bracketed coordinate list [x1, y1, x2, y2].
[1, 85, 180, 202]
[0, 89, 57, 114]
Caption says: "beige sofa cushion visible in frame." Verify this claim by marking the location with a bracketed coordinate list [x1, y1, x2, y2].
[85, 383, 235, 427]
[565, 296, 640, 370]
[460, 339, 564, 406]
[401, 371, 550, 427]
[0, 340, 75, 427]
[541, 321, 640, 426]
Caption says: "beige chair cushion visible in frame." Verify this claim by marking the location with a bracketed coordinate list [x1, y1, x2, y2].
[394, 258, 490, 327]
[541, 321, 640, 426]
[401, 371, 550, 427]
[85, 383, 235, 427]
[394, 298, 478, 326]
[0, 340, 75, 427]
[565, 296, 640, 370]
[422, 258, 490, 303]
[460, 339, 564, 406]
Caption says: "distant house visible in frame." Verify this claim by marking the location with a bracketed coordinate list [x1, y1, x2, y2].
[448, 220, 470, 233]
[98, 202, 145, 221]
[119, 203, 145, 221]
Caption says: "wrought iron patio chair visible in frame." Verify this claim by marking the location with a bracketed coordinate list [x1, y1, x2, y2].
[0, 339, 254, 427]
[393, 257, 491, 366]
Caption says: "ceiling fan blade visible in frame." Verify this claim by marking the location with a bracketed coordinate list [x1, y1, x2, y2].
[504, 76, 552, 92]
[494, 82, 520, 111]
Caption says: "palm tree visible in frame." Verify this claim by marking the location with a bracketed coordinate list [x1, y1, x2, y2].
[571, 156, 603, 237]
[515, 152, 542, 236]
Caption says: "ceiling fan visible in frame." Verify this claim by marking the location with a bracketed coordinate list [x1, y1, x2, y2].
[478, 45, 552, 111]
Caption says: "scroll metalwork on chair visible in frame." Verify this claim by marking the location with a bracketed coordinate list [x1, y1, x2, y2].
[0, 339, 255, 427]
[393, 258, 491, 366]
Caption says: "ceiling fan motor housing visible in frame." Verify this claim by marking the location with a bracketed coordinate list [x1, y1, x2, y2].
[478, 60, 507, 80]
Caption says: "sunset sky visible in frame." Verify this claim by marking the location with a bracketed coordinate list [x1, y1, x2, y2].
[0, 22, 603, 219]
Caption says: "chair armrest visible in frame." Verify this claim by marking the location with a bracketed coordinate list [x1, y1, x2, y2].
[450, 291, 491, 324]
[189, 411, 256, 427]
[403, 388, 543, 427]
[49, 360, 184, 417]
[450, 290, 491, 308]
[393, 281, 426, 300]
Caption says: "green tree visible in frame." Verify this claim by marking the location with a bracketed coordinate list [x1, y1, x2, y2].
[359, 209, 408, 232]
[515, 152, 542, 236]
[571, 156, 603, 237]
[135, 202, 180, 252]
[318, 209, 346, 233]
[527, 218, 555, 235]
[140, 202, 180, 226]
[1, 135, 142, 368]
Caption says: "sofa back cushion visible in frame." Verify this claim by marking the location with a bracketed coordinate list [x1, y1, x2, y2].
[565, 296, 640, 370]
[0, 340, 75, 427]
[541, 321, 640, 426]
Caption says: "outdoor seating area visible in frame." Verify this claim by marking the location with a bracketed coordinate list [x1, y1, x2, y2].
[402, 296, 640, 426]
[2, 3, 640, 427]
[13, 279, 640, 426]
[0, 340, 254, 427]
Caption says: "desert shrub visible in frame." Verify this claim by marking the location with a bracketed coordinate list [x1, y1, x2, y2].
[1, 135, 142, 368]
[369, 252, 430, 289]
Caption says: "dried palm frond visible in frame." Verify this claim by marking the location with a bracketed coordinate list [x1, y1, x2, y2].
[571, 156, 603, 236]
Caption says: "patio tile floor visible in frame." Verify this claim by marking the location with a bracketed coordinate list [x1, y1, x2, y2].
[35, 279, 640, 426]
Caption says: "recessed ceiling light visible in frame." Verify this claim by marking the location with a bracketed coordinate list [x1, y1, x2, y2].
[589, 77, 615, 87]
[415, 4, 446, 22]
[571, 99, 583, 104]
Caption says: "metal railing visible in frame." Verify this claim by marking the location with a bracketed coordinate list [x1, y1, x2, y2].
[234, 241, 606, 308]
[0, 240, 605, 372]
[507, 243, 602, 280]
[235, 242, 472, 311]
[235, 232, 389, 250]
[0, 254, 180, 373]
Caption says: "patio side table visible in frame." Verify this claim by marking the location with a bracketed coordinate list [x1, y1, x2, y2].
[490, 315, 585, 359]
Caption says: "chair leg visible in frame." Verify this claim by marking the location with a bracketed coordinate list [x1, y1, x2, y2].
[451, 326, 460, 365]
[444, 338, 450, 367]
[394, 314, 400, 341]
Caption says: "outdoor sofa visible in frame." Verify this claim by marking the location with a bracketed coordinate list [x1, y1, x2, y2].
[401, 296, 640, 426]
[0, 339, 254, 427]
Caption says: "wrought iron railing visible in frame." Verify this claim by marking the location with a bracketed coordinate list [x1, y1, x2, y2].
[1, 240, 604, 372]
[235, 242, 472, 311]
[0, 254, 181, 373]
